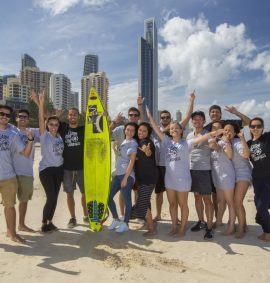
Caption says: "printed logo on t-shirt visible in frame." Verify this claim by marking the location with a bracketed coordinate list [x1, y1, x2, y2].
[19, 133, 28, 146]
[53, 140, 64, 155]
[65, 131, 80, 147]
[0, 134, 10, 151]
[250, 143, 266, 162]
[167, 144, 181, 162]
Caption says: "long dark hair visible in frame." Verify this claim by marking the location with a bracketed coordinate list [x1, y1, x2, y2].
[249, 117, 264, 139]
[137, 122, 152, 139]
[123, 122, 138, 139]
[223, 121, 240, 138]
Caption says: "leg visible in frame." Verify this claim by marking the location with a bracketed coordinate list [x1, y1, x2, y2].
[212, 192, 218, 220]
[67, 192, 75, 218]
[194, 192, 204, 221]
[234, 180, 249, 238]
[215, 188, 226, 227]
[175, 191, 189, 237]
[108, 176, 121, 220]
[81, 193, 88, 217]
[5, 207, 25, 243]
[153, 166, 165, 221]
[119, 193, 125, 217]
[18, 202, 34, 232]
[166, 189, 178, 235]
[121, 176, 134, 223]
[202, 195, 214, 229]
[223, 189, 236, 235]
[154, 192, 163, 221]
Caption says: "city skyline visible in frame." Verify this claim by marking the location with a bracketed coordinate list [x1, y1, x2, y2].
[1, 0, 270, 128]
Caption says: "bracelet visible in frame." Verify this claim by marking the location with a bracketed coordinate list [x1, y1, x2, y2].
[28, 137, 34, 141]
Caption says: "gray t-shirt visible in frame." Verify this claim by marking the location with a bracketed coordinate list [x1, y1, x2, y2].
[162, 136, 193, 191]
[112, 125, 125, 144]
[39, 131, 64, 172]
[153, 125, 167, 166]
[115, 138, 138, 180]
[0, 128, 25, 181]
[12, 128, 40, 176]
[186, 129, 211, 170]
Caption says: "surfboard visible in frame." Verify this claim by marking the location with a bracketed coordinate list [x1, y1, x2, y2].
[84, 86, 111, 231]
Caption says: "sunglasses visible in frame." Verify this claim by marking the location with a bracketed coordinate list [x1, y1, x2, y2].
[250, 124, 263, 129]
[160, 116, 171, 120]
[128, 113, 139, 117]
[18, 115, 29, 119]
[0, 112, 11, 118]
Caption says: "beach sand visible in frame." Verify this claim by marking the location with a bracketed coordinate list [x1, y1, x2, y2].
[0, 146, 269, 283]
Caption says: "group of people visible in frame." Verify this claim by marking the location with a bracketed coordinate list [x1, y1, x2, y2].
[0, 90, 270, 244]
[107, 93, 270, 242]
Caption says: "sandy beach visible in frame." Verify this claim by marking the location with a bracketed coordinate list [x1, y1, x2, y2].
[0, 146, 269, 283]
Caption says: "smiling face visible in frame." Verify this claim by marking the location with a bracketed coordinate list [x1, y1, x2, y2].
[209, 108, 221, 122]
[47, 118, 60, 136]
[128, 110, 140, 123]
[68, 109, 80, 126]
[125, 125, 136, 139]
[223, 124, 235, 140]
[169, 122, 182, 139]
[16, 111, 29, 128]
[138, 125, 148, 140]
[160, 112, 171, 127]
[191, 115, 205, 129]
[0, 107, 12, 128]
[249, 119, 264, 139]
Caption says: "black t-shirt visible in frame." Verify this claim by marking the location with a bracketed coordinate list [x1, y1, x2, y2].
[247, 132, 270, 178]
[134, 138, 158, 185]
[59, 122, 85, 170]
[204, 119, 243, 132]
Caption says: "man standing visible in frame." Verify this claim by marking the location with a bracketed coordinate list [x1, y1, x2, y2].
[187, 111, 214, 240]
[0, 105, 33, 243]
[13, 109, 40, 232]
[59, 108, 88, 228]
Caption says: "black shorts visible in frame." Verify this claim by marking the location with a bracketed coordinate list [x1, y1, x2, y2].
[191, 170, 212, 195]
[155, 166, 166, 194]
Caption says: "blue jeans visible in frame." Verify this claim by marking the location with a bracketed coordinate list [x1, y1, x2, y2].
[253, 176, 270, 233]
[108, 175, 134, 223]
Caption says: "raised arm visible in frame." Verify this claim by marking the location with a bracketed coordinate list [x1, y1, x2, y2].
[180, 91, 195, 129]
[146, 106, 165, 141]
[137, 94, 145, 122]
[224, 106, 250, 127]
[237, 132, 250, 159]
[109, 112, 123, 131]
[38, 90, 46, 135]
[193, 129, 224, 146]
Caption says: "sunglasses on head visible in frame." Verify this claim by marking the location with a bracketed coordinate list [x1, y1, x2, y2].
[160, 116, 171, 120]
[250, 124, 263, 129]
[0, 112, 11, 118]
[128, 113, 139, 117]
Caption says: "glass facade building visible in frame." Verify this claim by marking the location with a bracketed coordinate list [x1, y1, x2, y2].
[21, 54, 37, 70]
[138, 18, 158, 121]
[83, 54, 98, 76]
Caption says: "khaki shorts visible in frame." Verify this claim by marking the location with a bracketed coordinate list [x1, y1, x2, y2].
[17, 175, 34, 202]
[0, 177, 18, 208]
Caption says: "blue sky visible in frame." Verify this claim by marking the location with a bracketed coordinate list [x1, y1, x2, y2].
[1, 0, 270, 128]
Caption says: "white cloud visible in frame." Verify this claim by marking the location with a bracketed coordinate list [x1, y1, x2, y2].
[248, 51, 270, 82]
[35, 0, 112, 15]
[159, 16, 258, 97]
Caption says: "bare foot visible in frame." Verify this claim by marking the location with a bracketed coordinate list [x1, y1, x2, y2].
[18, 225, 36, 233]
[222, 229, 235, 236]
[235, 230, 245, 239]
[257, 233, 265, 240]
[153, 216, 161, 222]
[168, 230, 177, 236]
[264, 233, 270, 242]
[213, 222, 224, 229]
[10, 234, 26, 244]
[173, 230, 185, 238]
[143, 230, 157, 237]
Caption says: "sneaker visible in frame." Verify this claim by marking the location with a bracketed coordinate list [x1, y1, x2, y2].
[41, 223, 53, 233]
[116, 222, 129, 233]
[119, 215, 125, 221]
[136, 218, 145, 225]
[204, 228, 214, 240]
[108, 219, 121, 230]
[83, 216, 89, 224]
[48, 223, 58, 231]
[191, 221, 207, 232]
[67, 218, 77, 228]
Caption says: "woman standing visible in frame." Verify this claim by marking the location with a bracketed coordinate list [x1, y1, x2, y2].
[108, 122, 138, 233]
[32, 91, 64, 233]
[224, 122, 251, 238]
[133, 122, 158, 236]
[247, 117, 270, 242]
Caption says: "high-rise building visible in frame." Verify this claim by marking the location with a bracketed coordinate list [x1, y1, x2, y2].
[0, 76, 3, 101]
[83, 54, 98, 76]
[176, 110, 182, 122]
[138, 18, 158, 121]
[5, 77, 29, 103]
[21, 54, 37, 70]
[49, 74, 71, 110]
[20, 66, 52, 96]
[69, 91, 79, 109]
[81, 72, 109, 112]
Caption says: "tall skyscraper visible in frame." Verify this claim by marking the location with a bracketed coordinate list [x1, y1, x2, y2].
[21, 54, 37, 70]
[49, 74, 71, 110]
[176, 110, 182, 122]
[81, 72, 109, 112]
[5, 77, 29, 103]
[83, 54, 98, 76]
[138, 18, 158, 121]
[69, 91, 79, 109]
[0, 76, 3, 101]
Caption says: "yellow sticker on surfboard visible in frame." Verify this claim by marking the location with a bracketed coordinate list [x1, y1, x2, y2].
[84, 86, 111, 231]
